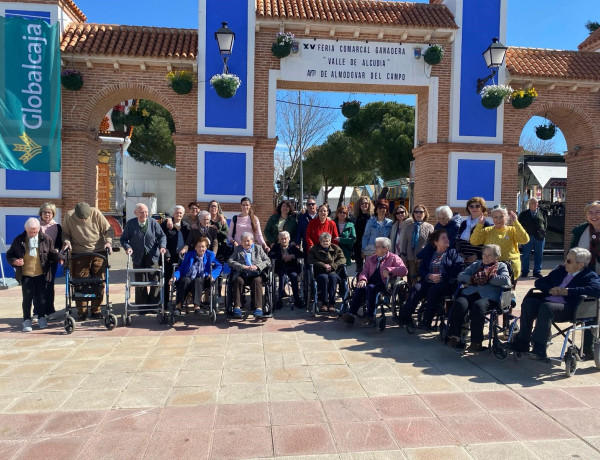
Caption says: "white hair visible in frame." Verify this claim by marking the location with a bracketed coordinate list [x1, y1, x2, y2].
[483, 244, 501, 258]
[24, 217, 40, 230]
[240, 231, 254, 241]
[319, 232, 332, 242]
[569, 247, 592, 265]
[198, 210, 210, 219]
[173, 205, 185, 214]
[435, 205, 453, 220]
[375, 237, 391, 250]
[278, 231, 290, 240]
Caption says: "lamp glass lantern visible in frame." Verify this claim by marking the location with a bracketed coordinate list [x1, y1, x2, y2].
[482, 37, 508, 69]
[215, 22, 235, 56]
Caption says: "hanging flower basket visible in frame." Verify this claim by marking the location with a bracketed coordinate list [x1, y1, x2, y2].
[166, 70, 196, 95]
[480, 84, 513, 109]
[125, 107, 147, 126]
[341, 100, 361, 118]
[61, 69, 84, 91]
[423, 44, 444, 65]
[535, 122, 556, 140]
[210, 73, 242, 99]
[271, 32, 294, 59]
[510, 87, 538, 109]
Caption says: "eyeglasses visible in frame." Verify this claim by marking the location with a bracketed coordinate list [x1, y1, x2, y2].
[565, 258, 581, 264]
[468, 204, 481, 209]
[360, 202, 369, 206]
[413, 210, 424, 214]
[396, 210, 406, 215]
[338, 211, 348, 215]
[41, 210, 53, 214]
[307, 202, 316, 206]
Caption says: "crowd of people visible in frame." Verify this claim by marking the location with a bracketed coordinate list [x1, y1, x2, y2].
[6, 196, 600, 366]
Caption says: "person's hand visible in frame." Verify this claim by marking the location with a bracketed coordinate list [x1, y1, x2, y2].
[357, 279, 366, 288]
[507, 211, 517, 225]
[125, 248, 133, 255]
[169, 277, 175, 286]
[165, 218, 174, 230]
[233, 241, 239, 247]
[160, 248, 167, 254]
[206, 275, 213, 282]
[429, 273, 441, 283]
[324, 264, 332, 272]
[333, 237, 340, 243]
[478, 215, 485, 225]
[13, 258, 24, 267]
[62, 242, 71, 252]
[104, 243, 112, 255]
[383, 269, 390, 278]
[249, 264, 258, 271]
[466, 255, 477, 264]
[59, 259, 64, 266]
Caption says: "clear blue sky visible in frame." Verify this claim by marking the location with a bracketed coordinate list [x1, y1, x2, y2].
[74, 0, 597, 154]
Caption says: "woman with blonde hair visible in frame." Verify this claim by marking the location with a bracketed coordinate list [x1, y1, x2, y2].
[352, 196, 374, 273]
[38, 202, 62, 315]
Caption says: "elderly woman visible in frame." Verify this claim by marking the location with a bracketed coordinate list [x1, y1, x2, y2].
[228, 197, 267, 250]
[470, 205, 529, 281]
[352, 196, 374, 272]
[161, 205, 191, 300]
[7, 218, 63, 332]
[333, 205, 356, 266]
[434, 205, 461, 250]
[397, 229, 463, 329]
[446, 244, 511, 352]
[184, 211, 218, 255]
[399, 204, 435, 285]
[269, 231, 303, 309]
[308, 232, 346, 312]
[342, 237, 407, 325]
[264, 200, 297, 248]
[171, 236, 222, 312]
[208, 200, 229, 259]
[228, 232, 271, 318]
[390, 205, 410, 256]
[183, 201, 200, 230]
[456, 197, 493, 264]
[362, 199, 393, 259]
[38, 202, 62, 316]
[305, 204, 339, 251]
[507, 247, 600, 360]
[570, 200, 600, 274]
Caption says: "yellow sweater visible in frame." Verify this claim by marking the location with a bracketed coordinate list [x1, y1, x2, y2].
[470, 221, 529, 276]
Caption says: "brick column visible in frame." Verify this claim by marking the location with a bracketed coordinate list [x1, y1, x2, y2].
[61, 128, 100, 211]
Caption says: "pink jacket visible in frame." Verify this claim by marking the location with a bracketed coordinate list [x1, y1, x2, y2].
[358, 251, 408, 283]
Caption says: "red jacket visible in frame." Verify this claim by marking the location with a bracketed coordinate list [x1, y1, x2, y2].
[305, 218, 339, 251]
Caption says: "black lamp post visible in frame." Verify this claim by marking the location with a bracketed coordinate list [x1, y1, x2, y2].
[476, 37, 508, 94]
[214, 22, 235, 74]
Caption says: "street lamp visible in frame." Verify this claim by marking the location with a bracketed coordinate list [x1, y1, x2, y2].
[214, 22, 235, 74]
[476, 37, 508, 93]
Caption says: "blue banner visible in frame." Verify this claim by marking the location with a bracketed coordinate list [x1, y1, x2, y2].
[0, 15, 61, 171]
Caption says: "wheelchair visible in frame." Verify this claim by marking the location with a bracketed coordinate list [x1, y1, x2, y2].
[506, 288, 600, 377]
[224, 265, 275, 321]
[165, 261, 221, 326]
[304, 264, 350, 317]
[273, 258, 305, 310]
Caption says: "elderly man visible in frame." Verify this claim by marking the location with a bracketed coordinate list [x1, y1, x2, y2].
[62, 202, 112, 321]
[8, 218, 63, 331]
[507, 247, 600, 360]
[518, 197, 547, 278]
[121, 203, 167, 305]
[342, 237, 407, 325]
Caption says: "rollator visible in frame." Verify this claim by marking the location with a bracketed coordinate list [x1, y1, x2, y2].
[123, 252, 166, 326]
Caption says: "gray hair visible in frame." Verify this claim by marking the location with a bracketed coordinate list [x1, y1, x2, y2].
[435, 205, 453, 220]
[319, 232, 332, 242]
[136, 203, 148, 211]
[39, 202, 56, 218]
[198, 210, 210, 220]
[482, 244, 501, 258]
[568, 247, 592, 265]
[240, 231, 254, 242]
[491, 205, 508, 218]
[24, 217, 40, 230]
[173, 205, 185, 214]
[375, 237, 391, 250]
[278, 231, 290, 240]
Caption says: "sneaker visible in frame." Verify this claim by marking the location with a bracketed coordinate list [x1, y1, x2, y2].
[361, 317, 374, 326]
[528, 351, 547, 361]
[328, 305, 336, 313]
[341, 313, 355, 324]
[253, 308, 263, 318]
[31, 314, 38, 324]
[38, 316, 48, 329]
[233, 307, 242, 318]
[319, 304, 328, 313]
[22, 319, 32, 332]
[447, 337, 461, 348]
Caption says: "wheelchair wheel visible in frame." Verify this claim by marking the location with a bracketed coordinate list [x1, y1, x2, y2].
[64, 316, 75, 334]
[594, 342, 600, 369]
[377, 315, 386, 332]
[564, 349, 577, 377]
[210, 309, 217, 324]
[492, 343, 508, 360]
[391, 282, 408, 318]
[105, 313, 118, 330]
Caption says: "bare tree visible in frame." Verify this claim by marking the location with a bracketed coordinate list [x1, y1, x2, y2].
[276, 91, 338, 183]
[520, 133, 560, 155]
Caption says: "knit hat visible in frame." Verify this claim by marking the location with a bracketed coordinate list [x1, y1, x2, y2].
[74, 202, 91, 219]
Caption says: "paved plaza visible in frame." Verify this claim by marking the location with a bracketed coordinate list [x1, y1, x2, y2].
[0, 252, 599, 459]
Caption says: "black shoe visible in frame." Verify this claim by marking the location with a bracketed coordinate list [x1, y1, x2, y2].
[275, 301, 283, 310]
[396, 316, 411, 327]
[533, 273, 543, 279]
[77, 314, 87, 322]
[505, 340, 529, 353]
[90, 312, 103, 319]
[528, 351, 548, 361]
[520, 272, 529, 278]
[341, 313, 355, 324]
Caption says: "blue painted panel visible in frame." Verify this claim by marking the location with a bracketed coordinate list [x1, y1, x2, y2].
[5, 10, 51, 22]
[6, 215, 37, 243]
[204, 0, 248, 129]
[204, 151, 246, 195]
[458, 0, 501, 137]
[456, 159, 495, 201]
[1, 253, 15, 278]
[6, 170, 51, 190]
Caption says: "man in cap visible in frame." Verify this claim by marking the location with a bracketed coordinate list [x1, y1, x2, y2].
[121, 203, 167, 305]
[62, 202, 112, 321]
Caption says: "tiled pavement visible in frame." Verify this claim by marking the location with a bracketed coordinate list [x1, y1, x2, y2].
[0, 252, 599, 459]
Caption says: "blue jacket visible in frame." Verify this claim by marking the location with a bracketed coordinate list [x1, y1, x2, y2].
[458, 260, 511, 303]
[534, 265, 600, 314]
[295, 212, 317, 246]
[121, 217, 166, 265]
[173, 249, 222, 281]
[417, 245, 463, 283]
[362, 217, 393, 251]
[434, 215, 461, 250]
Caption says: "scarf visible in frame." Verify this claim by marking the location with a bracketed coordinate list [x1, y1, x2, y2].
[411, 221, 422, 250]
[244, 245, 254, 266]
[28, 236, 39, 257]
[460, 216, 479, 241]
[185, 253, 204, 280]
[40, 219, 59, 244]
[471, 261, 499, 286]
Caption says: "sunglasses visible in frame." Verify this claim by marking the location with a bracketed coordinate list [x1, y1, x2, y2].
[338, 211, 348, 214]
[492, 204, 506, 210]
[396, 210, 406, 215]
[468, 204, 481, 209]
[413, 210, 424, 214]
[307, 202, 316, 206]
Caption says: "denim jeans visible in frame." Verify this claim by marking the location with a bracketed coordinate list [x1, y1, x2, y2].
[520, 237, 545, 275]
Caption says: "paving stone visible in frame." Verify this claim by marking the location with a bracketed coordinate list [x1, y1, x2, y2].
[272, 424, 336, 457]
[330, 421, 398, 453]
[211, 426, 273, 459]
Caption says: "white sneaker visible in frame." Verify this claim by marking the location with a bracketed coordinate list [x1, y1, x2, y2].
[22, 319, 32, 332]
[38, 317, 48, 329]
[31, 315, 38, 324]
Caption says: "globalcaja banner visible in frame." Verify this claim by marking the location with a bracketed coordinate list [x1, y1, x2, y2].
[0, 15, 61, 171]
